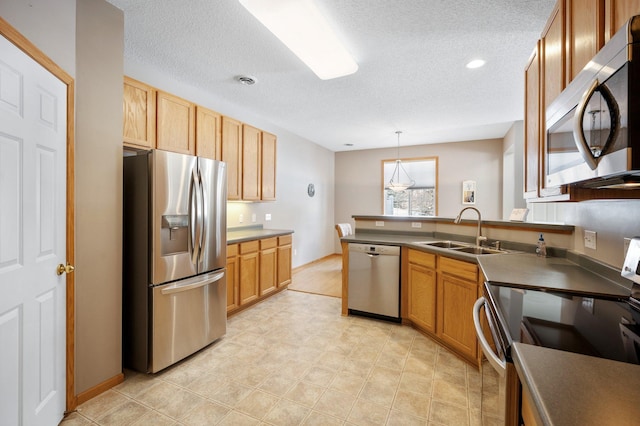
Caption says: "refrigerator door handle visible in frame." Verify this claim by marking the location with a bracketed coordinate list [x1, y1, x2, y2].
[189, 167, 202, 264]
[160, 271, 225, 295]
[198, 168, 206, 260]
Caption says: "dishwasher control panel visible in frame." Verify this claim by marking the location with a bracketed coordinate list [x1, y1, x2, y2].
[348, 243, 400, 256]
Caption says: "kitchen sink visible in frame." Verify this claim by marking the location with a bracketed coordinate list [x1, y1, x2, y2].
[452, 246, 504, 255]
[419, 241, 468, 249]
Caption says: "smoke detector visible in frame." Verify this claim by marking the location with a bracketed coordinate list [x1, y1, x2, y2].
[235, 75, 257, 85]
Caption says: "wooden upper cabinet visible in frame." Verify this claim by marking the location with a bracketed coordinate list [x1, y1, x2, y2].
[242, 124, 262, 201]
[605, 0, 640, 41]
[524, 43, 541, 199]
[261, 132, 277, 201]
[156, 90, 195, 155]
[221, 116, 242, 200]
[123, 77, 156, 149]
[195, 106, 221, 160]
[542, 0, 566, 109]
[566, 0, 605, 84]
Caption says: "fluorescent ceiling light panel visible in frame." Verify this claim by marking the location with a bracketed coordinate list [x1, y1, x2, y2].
[239, 0, 358, 80]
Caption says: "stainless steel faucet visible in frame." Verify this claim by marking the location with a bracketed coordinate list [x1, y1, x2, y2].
[454, 207, 487, 247]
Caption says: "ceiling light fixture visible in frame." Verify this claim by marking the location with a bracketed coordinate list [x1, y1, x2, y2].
[238, 0, 358, 80]
[466, 59, 486, 69]
[387, 131, 415, 192]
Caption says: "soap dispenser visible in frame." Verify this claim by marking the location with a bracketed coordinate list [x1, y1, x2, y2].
[536, 234, 547, 257]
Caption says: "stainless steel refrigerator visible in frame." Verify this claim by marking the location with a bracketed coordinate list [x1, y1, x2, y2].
[123, 149, 227, 373]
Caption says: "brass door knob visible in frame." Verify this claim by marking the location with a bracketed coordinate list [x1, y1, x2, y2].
[56, 263, 75, 276]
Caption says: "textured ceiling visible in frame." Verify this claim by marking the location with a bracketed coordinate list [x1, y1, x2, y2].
[106, 0, 556, 152]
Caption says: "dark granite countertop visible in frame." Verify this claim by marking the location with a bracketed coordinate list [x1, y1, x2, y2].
[340, 231, 519, 263]
[512, 343, 640, 426]
[477, 253, 631, 298]
[227, 226, 293, 244]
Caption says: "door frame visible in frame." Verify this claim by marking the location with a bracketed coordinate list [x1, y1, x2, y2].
[0, 17, 77, 412]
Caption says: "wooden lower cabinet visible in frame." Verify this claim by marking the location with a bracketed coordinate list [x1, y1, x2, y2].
[277, 235, 292, 287]
[239, 240, 260, 305]
[259, 237, 278, 296]
[227, 233, 293, 315]
[406, 250, 480, 365]
[226, 244, 240, 313]
[407, 250, 437, 333]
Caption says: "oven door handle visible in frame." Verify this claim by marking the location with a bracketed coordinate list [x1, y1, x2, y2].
[473, 297, 506, 376]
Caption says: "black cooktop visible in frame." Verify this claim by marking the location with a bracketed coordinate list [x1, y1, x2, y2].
[484, 281, 640, 365]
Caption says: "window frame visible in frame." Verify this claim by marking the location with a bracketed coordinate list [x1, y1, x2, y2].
[381, 156, 439, 216]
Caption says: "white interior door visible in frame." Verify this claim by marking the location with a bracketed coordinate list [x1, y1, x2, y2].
[0, 34, 67, 425]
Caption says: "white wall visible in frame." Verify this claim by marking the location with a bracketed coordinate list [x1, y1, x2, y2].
[123, 61, 336, 268]
[334, 138, 504, 250]
[0, 0, 76, 76]
[529, 200, 640, 269]
[503, 121, 526, 219]
[75, 0, 124, 394]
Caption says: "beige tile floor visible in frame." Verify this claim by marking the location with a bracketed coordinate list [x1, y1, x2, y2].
[61, 290, 497, 425]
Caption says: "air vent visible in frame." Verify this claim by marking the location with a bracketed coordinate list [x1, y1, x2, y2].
[235, 75, 257, 85]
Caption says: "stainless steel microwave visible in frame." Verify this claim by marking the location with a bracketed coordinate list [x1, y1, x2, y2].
[545, 16, 640, 190]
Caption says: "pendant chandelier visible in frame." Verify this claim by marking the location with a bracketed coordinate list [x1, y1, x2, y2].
[387, 131, 415, 191]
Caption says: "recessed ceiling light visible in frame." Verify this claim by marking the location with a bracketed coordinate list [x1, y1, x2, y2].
[238, 0, 358, 80]
[235, 75, 257, 85]
[466, 59, 486, 69]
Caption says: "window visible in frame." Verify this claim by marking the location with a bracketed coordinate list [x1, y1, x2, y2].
[382, 157, 438, 216]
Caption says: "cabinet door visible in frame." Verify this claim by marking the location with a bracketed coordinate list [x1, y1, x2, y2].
[239, 241, 259, 305]
[242, 124, 262, 201]
[524, 43, 541, 199]
[226, 245, 239, 313]
[196, 105, 221, 160]
[123, 77, 156, 149]
[222, 116, 242, 200]
[542, 1, 565, 109]
[277, 235, 292, 287]
[566, 0, 605, 84]
[605, 0, 640, 41]
[261, 132, 277, 200]
[437, 273, 478, 361]
[259, 246, 277, 296]
[407, 262, 436, 334]
[156, 90, 195, 155]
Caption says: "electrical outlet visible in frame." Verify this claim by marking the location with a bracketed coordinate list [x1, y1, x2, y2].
[584, 230, 597, 250]
[251, 213, 256, 223]
[411, 222, 422, 228]
[375, 221, 384, 227]
[581, 297, 594, 314]
[265, 213, 272, 221]
[239, 214, 243, 223]
[293, 249, 297, 256]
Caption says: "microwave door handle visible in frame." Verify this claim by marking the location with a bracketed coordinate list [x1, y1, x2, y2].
[572, 78, 600, 170]
[473, 297, 506, 376]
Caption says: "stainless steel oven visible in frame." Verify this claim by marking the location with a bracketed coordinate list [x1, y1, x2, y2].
[474, 279, 640, 425]
[544, 15, 640, 191]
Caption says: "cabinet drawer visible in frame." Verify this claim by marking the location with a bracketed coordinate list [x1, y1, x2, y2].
[408, 249, 436, 268]
[227, 243, 238, 257]
[240, 240, 260, 254]
[439, 256, 478, 281]
[260, 237, 278, 250]
[278, 234, 292, 246]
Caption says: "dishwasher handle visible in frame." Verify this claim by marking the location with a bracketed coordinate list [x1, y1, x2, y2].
[473, 297, 506, 376]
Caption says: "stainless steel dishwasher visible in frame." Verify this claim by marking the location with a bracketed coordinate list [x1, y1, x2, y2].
[348, 243, 401, 322]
